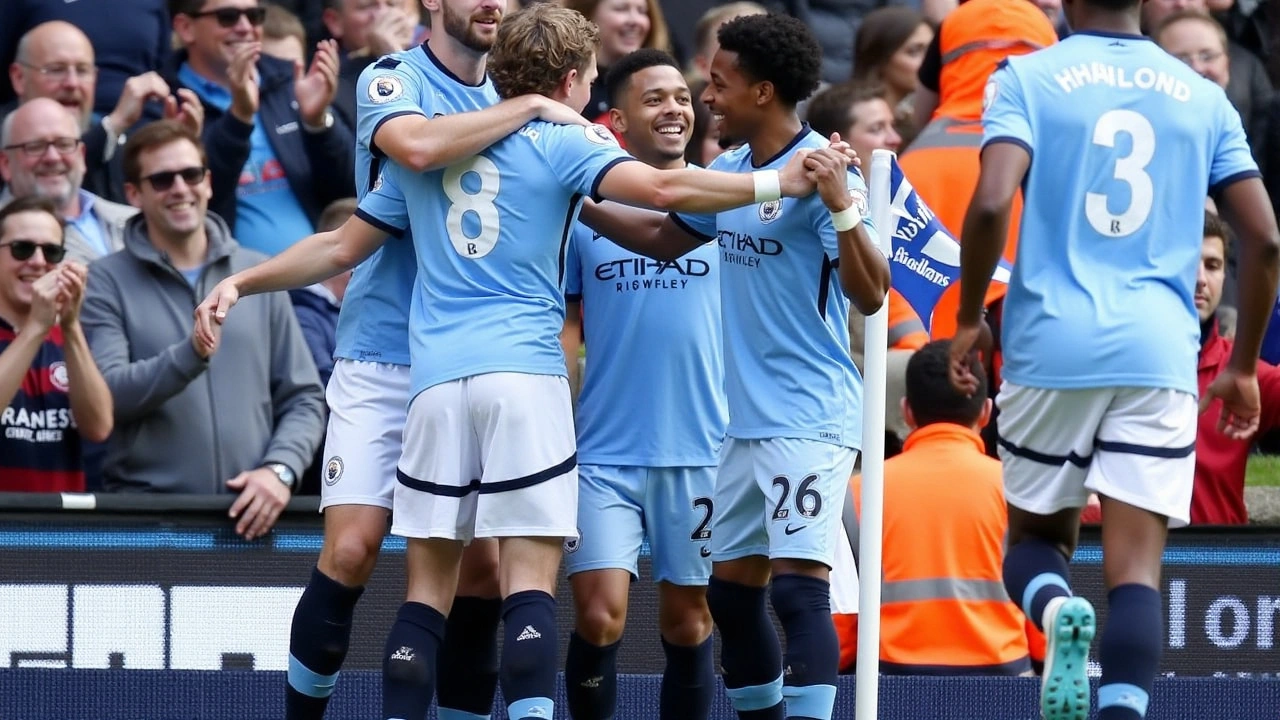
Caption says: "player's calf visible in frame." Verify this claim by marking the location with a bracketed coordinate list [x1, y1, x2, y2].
[497, 536, 562, 720]
[566, 569, 630, 720]
[770, 570, 839, 720]
[438, 539, 502, 720]
[708, 562, 784, 720]
[658, 583, 715, 720]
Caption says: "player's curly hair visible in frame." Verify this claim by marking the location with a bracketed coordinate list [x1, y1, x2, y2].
[715, 13, 822, 108]
[489, 4, 601, 100]
[605, 48, 682, 108]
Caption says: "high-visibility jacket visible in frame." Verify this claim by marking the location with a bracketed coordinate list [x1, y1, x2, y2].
[899, 0, 1056, 342]
[888, 289, 928, 351]
[837, 423, 1032, 675]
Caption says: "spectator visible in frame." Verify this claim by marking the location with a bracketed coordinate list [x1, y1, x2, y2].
[562, 0, 672, 127]
[850, 8, 932, 143]
[0, 0, 171, 117]
[0, 196, 112, 492]
[763, 0, 948, 85]
[834, 340, 1034, 676]
[1144, 0, 1273, 158]
[1193, 211, 1280, 524]
[3, 21, 200, 204]
[1154, 10, 1270, 158]
[687, 2, 767, 84]
[262, 4, 310, 64]
[0, 99, 138, 264]
[166, 0, 355, 256]
[80, 121, 324, 540]
[319, 0, 420, 132]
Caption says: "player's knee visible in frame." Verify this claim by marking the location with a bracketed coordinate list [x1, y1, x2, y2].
[575, 598, 627, 646]
[319, 528, 382, 586]
[658, 587, 712, 646]
[770, 573, 831, 621]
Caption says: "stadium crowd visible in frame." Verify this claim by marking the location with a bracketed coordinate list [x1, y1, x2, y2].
[0, 0, 1278, 719]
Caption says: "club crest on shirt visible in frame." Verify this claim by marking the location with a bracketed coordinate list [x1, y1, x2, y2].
[368, 75, 404, 104]
[324, 456, 344, 485]
[983, 79, 997, 111]
[758, 199, 783, 224]
[584, 124, 616, 145]
[48, 361, 69, 392]
[850, 187, 869, 219]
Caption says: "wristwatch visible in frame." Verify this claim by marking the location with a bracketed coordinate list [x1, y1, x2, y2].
[265, 462, 297, 492]
[302, 109, 334, 134]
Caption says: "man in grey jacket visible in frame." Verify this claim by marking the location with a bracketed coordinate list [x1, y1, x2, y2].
[81, 119, 324, 540]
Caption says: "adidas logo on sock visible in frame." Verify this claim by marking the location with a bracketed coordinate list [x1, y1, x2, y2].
[580, 676, 602, 688]
[390, 646, 415, 662]
[516, 625, 542, 641]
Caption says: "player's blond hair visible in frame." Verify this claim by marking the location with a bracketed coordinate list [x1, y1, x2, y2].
[488, 4, 601, 100]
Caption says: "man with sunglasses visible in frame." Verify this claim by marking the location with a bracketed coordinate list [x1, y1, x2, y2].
[166, 0, 355, 257]
[0, 195, 113, 492]
[80, 120, 325, 540]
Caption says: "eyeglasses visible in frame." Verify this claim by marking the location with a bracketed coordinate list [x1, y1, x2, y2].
[140, 166, 208, 191]
[189, 6, 267, 27]
[2, 137, 82, 159]
[0, 240, 66, 264]
[16, 62, 97, 83]
[1174, 50, 1225, 65]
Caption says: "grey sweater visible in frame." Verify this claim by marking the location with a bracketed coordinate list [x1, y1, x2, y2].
[81, 213, 325, 494]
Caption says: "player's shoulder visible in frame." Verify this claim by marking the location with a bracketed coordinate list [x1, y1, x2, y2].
[708, 143, 751, 172]
[522, 120, 622, 151]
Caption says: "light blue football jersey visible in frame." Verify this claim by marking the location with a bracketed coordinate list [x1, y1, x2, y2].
[983, 32, 1260, 394]
[356, 120, 634, 399]
[336, 45, 499, 366]
[672, 127, 873, 449]
[565, 212, 728, 467]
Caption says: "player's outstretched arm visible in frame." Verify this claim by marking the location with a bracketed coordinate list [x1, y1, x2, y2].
[577, 201, 704, 261]
[193, 217, 390, 346]
[807, 145, 890, 315]
[949, 141, 1029, 396]
[374, 94, 588, 173]
[596, 145, 829, 215]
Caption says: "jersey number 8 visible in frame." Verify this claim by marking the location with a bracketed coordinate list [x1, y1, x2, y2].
[1085, 109, 1155, 239]
[443, 155, 501, 258]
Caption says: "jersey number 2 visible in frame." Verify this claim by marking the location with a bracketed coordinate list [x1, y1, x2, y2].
[1085, 109, 1155, 238]
[443, 156, 501, 258]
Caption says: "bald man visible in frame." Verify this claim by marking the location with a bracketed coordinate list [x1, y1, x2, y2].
[0, 98, 138, 264]
[2, 22, 202, 203]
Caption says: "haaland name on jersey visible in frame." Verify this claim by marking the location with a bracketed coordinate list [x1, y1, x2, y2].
[1051, 62, 1193, 101]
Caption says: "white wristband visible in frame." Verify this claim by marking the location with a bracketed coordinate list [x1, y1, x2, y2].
[831, 205, 861, 232]
[752, 170, 781, 204]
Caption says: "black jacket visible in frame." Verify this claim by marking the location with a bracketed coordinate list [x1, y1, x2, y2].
[163, 51, 356, 234]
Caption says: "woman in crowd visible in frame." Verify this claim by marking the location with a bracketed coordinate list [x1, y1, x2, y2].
[562, 0, 672, 129]
[851, 7, 933, 146]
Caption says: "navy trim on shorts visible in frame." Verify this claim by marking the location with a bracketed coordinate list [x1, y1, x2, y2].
[395, 453, 577, 497]
[998, 435, 1195, 467]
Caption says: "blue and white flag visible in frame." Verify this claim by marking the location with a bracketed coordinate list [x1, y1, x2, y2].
[885, 156, 1012, 331]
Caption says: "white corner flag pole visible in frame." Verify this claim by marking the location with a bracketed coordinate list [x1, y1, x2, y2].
[855, 149, 895, 720]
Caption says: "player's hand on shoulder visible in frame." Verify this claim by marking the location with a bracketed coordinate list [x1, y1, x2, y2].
[948, 318, 993, 399]
[226, 468, 291, 541]
[1201, 367, 1262, 440]
[528, 95, 592, 127]
[824, 132, 861, 169]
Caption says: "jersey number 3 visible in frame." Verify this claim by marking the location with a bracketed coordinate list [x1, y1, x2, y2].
[444, 156, 501, 258]
[1085, 109, 1155, 238]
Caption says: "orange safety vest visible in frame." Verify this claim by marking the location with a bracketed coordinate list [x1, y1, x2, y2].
[901, 0, 1056, 341]
[838, 424, 1033, 674]
[887, 289, 928, 351]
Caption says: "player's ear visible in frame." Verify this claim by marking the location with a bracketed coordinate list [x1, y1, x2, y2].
[609, 107, 627, 134]
[754, 79, 775, 108]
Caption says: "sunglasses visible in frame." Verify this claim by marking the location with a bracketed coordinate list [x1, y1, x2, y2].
[190, 6, 267, 27]
[0, 240, 66, 264]
[140, 166, 208, 192]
